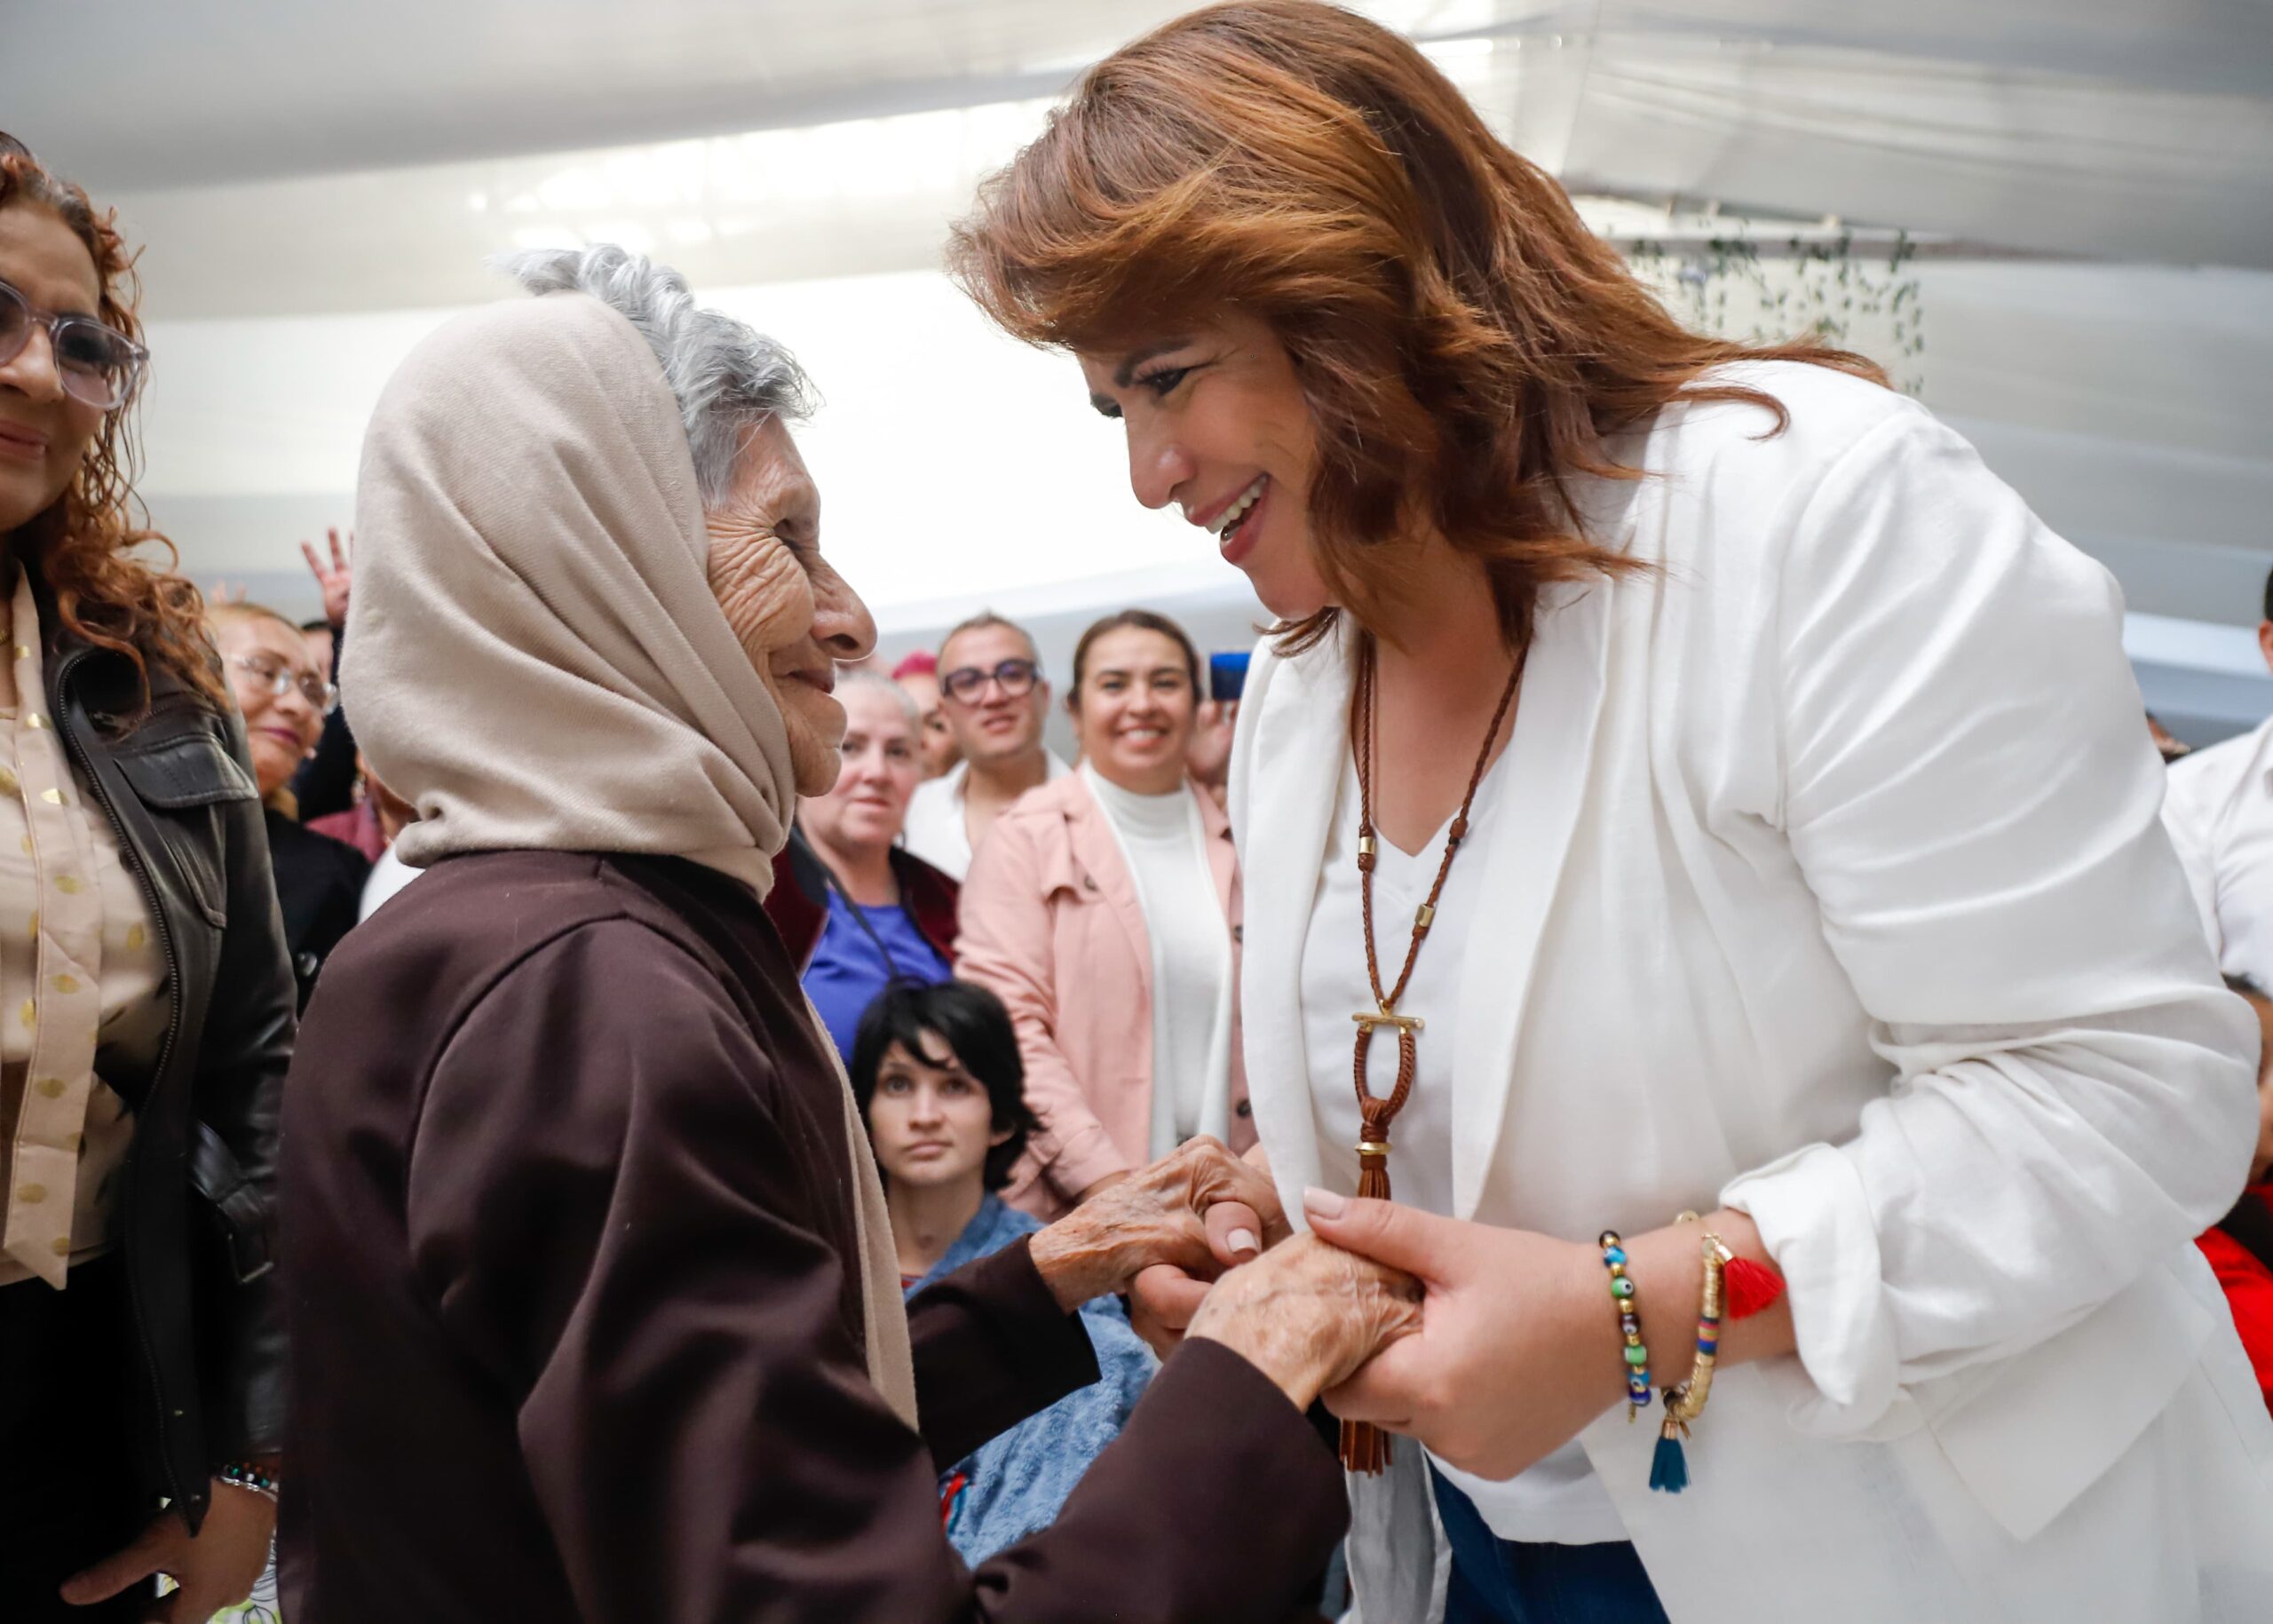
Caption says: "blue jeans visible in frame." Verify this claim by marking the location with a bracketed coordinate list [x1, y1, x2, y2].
[1431, 1470, 1669, 1624]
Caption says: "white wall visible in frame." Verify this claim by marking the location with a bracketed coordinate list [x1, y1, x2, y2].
[136, 267, 1235, 630]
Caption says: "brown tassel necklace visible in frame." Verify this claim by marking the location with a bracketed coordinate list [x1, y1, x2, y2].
[1341, 631, 1527, 1475]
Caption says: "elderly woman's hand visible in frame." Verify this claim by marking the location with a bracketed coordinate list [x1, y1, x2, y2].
[1027, 1136, 1289, 1312]
[1185, 1233, 1422, 1410]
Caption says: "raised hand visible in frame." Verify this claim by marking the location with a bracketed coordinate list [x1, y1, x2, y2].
[300, 526, 354, 628]
[1186, 698, 1239, 790]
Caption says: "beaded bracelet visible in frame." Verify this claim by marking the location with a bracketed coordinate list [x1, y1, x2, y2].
[1596, 1231, 1652, 1418]
[1650, 1233, 1728, 1494]
[215, 1461, 279, 1501]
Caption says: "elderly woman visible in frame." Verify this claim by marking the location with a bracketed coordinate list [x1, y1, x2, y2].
[765, 669, 959, 1060]
[206, 601, 369, 1005]
[951, 5, 2273, 1621]
[278, 245, 1420, 1623]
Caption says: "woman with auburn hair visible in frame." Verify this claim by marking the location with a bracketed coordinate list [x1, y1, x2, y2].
[0, 136, 295, 1620]
[951, 6, 2273, 1620]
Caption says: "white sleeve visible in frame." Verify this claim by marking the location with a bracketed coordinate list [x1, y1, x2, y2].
[1720, 405, 2257, 1436]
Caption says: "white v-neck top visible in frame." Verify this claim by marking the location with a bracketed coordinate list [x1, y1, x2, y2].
[1302, 750, 1628, 1543]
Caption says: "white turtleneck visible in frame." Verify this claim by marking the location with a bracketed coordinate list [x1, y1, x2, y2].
[1081, 764, 1233, 1155]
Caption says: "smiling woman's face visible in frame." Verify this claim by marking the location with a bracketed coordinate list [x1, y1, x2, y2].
[213, 612, 324, 797]
[1078, 310, 1330, 622]
[705, 416, 877, 796]
[0, 203, 107, 538]
[799, 680, 921, 857]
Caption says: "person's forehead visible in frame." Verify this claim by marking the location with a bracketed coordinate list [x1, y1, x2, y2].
[222, 615, 317, 670]
[1088, 627, 1187, 671]
[842, 685, 915, 736]
[0, 202, 100, 316]
[891, 1031, 967, 1075]
[725, 416, 819, 513]
[943, 623, 1035, 669]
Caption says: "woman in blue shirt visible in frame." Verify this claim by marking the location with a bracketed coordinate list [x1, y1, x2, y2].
[768, 672, 959, 1057]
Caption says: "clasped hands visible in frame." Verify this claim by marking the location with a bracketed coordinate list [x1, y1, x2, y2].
[1041, 1144, 1788, 1483]
[1026, 1137, 1421, 1412]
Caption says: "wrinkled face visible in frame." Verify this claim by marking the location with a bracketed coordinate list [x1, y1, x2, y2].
[937, 622, 1049, 768]
[215, 614, 325, 797]
[1073, 626, 1196, 796]
[705, 416, 876, 796]
[0, 204, 106, 538]
[897, 670, 960, 780]
[1079, 310, 1328, 621]
[867, 1032, 1010, 1195]
[799, 682, 922, 855]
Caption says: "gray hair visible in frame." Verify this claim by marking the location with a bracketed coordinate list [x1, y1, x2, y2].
[499, 244, 819, 504]
[838, 669, 923, 733]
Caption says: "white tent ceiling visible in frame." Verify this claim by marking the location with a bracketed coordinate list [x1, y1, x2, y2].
[12, 0, 2273, 273]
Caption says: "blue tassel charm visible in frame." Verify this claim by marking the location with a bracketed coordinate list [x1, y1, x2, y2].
[1650, 1426, 1690, 1493]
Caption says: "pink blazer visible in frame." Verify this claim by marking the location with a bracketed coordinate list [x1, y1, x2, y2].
[956, 772, 1253, 1217]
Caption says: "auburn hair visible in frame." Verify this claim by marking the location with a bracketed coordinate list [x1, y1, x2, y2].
[0, 139, 226, 711]
[949, 1, 1885, 652]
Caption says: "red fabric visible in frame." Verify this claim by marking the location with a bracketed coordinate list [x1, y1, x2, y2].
[2199, 1184, 2273, 1415]
[765, 837, 959, 972]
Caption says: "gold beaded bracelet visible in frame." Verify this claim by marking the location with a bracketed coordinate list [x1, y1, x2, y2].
[1648, 1232, 1728, 1493]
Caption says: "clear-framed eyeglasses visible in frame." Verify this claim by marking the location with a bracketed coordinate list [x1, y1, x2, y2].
[231, 655, 337, 713]
[0, 276, 147, 412]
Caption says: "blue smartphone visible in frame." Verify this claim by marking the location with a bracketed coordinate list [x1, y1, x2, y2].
[1208, 651, 1251, 704]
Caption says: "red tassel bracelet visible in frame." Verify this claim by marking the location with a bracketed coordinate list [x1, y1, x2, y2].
[1722, 1256, 1786, 1321]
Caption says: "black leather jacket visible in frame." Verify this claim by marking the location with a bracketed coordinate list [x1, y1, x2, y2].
[44, 591, 296, 1533]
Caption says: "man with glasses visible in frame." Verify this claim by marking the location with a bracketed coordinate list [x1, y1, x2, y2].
[902, 613, 1069, 881]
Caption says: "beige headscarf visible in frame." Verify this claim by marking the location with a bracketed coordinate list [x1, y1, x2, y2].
[346, 289, 917, 1429]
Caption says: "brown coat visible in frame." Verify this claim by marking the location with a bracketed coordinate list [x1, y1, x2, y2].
[278, 849, 1344, 1622]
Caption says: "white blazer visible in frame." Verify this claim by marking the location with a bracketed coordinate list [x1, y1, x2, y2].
[1229, 362, 2273, 1623]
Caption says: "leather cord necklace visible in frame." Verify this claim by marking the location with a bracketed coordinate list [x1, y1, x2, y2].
[1341, 631, 1527, 1474]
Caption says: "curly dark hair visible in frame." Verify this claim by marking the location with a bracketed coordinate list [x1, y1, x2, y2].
[1, 134, 226, 711]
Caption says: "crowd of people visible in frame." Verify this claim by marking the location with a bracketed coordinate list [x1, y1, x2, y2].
[4, 3, 2273, 1621]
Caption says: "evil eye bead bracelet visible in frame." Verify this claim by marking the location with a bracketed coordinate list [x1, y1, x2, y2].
[1597, 1230, 1652, 1417]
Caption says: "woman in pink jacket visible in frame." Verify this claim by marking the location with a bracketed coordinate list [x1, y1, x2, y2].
[958, 611, 1254, 1218]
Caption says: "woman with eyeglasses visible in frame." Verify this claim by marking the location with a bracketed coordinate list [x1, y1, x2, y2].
[950, 8, 2273, 1620]
[0, 137, 295, 1620]
[208, 603, 370, 1007]
[957, 610, 1253, 1227]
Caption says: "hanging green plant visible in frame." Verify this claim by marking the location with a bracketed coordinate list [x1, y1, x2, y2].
[1620, 222, 1924, 396]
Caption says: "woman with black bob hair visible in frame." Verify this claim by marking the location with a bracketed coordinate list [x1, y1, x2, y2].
[851, 979, 1156, 1564]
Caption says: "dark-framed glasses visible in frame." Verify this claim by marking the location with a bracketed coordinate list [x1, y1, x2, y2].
[941, 657, 1041, 704]
[0, 277, 147, 411]
[231, 654, 337, 712]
